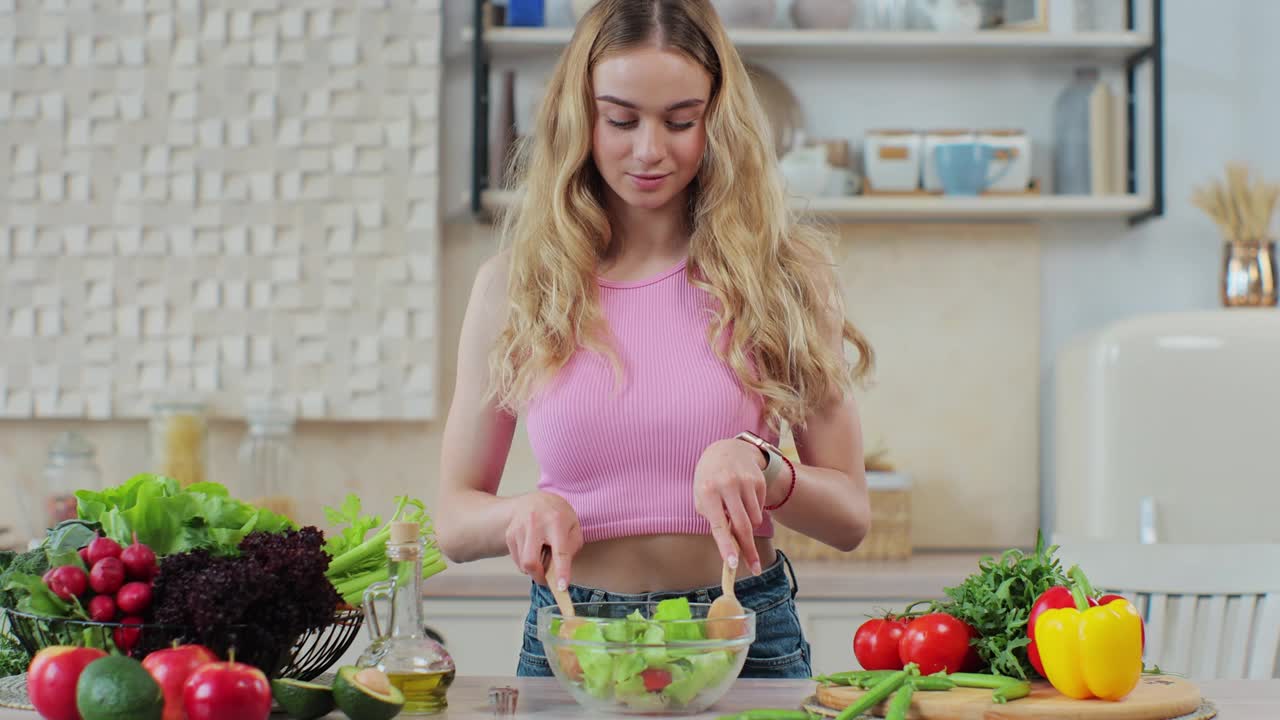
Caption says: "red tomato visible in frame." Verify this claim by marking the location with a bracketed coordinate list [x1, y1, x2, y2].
[852, 617, 906, 670]
[640, 668, 672, 692]
[898, 613, 976, 675]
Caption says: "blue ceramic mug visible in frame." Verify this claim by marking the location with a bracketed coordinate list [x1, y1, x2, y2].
[934, 143, 1013, 196]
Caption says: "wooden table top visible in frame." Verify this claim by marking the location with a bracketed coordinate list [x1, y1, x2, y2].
[2, 675, 1277, 718]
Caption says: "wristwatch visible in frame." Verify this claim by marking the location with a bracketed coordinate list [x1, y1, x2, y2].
[734, 431, 785, 485]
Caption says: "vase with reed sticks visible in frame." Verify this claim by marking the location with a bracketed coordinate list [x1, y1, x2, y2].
[1192, 163, 1279, 307]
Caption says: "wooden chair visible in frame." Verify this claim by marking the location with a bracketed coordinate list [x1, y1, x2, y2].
[1051, 536, 1280, 680]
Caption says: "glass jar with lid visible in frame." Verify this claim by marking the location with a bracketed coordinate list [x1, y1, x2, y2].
[236, 395, 297, 520]
[149, 397, 208, 488]
[44, 431, 102, 528]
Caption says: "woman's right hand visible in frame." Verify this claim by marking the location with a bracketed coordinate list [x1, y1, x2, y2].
[505, 490, 583, 591]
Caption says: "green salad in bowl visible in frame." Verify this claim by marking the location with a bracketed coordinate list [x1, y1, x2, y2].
[536, 598, 755, 715]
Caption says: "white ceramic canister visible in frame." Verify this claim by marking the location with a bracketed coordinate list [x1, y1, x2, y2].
[863, 129, 922, 192]
[977, 129, 1032, 193]
[922, 129, 975, 193]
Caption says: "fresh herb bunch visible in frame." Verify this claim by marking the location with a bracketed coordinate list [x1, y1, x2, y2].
[930, 532, 1069, 679]
[150, 526, 339, 672]
[0, 633, 29, 677]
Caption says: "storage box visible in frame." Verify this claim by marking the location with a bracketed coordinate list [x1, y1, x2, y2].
[772, 471, 912, 561]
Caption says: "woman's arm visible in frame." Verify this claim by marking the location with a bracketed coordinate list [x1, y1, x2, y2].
[772, 391, 870, 553]
[773, 279, 871, 552]
[436, 254, 520, 562]
[435, 254, 584, 587]
[695, 285, 870, 573]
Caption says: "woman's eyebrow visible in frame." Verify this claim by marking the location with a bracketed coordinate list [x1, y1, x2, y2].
[595, 95, 705, 112]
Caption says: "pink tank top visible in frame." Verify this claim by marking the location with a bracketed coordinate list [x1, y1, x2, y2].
[525, 258, 778, 544]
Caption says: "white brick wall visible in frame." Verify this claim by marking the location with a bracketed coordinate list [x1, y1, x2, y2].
[0, 0, 443, 420]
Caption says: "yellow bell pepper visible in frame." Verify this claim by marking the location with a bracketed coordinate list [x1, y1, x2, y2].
[1034, 565, 1144, 701]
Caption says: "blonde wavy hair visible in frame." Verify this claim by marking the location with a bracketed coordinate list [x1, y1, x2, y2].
[491, 0, 873, 432]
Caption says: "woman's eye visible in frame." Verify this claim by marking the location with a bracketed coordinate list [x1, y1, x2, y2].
[607, 118, 637, 129]
[667, 120, 696, 131]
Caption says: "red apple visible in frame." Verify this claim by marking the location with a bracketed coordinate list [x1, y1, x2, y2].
[182, 660, 272, 720]
[142, 645, 218, 720]
[27, 646, 108, 720]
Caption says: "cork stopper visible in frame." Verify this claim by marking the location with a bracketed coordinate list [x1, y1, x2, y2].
[390, 521, 419, 545]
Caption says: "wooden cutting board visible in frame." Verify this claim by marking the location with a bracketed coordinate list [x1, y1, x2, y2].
[812, 675, 1209, 720]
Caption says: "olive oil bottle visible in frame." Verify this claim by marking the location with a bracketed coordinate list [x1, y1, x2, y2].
[357, 521, 456, 715]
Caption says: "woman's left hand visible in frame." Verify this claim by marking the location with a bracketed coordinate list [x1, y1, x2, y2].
[693, 438, 767, 575]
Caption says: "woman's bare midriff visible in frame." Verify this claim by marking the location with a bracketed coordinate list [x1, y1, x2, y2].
[567, 534, 777, 594]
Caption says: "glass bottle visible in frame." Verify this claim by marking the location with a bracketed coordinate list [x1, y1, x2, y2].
[149, 398, 208, 488]
[44, 431, 101, 529]
[1052, 67, 1101, 195]
[236, 396, 297, 520]
[358, 521, 455, 715]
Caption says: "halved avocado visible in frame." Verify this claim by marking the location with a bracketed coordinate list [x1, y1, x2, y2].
[332, 666, 406, 720]
[271, 678, 336, 720]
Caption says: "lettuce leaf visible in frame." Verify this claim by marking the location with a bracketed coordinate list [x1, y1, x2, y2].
[653, 597, 704, 642]
[572, 622, 614, 698]
[76, 474, 295, 556]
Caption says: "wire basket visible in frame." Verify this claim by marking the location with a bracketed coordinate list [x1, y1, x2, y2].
[3, 607, 363, 681]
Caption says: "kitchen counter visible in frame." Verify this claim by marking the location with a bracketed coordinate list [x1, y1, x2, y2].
[425, 551, 993, 600]
[4, 676, 1274, 719]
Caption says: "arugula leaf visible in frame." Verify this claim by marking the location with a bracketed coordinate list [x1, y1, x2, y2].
[930, 531, 1069, 680]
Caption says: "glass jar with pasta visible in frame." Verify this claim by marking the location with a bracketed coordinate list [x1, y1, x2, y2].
[149, 397, 208, 488]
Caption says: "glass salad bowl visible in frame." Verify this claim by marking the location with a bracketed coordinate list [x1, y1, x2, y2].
[536, 600, 755, 715]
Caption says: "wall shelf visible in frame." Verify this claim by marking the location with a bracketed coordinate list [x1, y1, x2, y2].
[469, 1, 1164, 225]
[475, 189, 1153, 223]
[465, 27, 1154, 63]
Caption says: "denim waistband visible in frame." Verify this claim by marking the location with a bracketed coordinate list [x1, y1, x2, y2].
[529, 550, 799, 615]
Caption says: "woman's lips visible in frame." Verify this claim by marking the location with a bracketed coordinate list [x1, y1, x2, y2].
[628, 172, 669, 191]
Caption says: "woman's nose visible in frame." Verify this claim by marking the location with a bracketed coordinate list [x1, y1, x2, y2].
[633, 122, 666, 165]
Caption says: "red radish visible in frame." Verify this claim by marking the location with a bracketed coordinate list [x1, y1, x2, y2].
[116, 582, 153, 615]
[88, 594, 117, 622]
[114, 616, 144, 655]
[78, 547, 92, 567]
[90, 556, 126, 595]
[86, 535, 123, 565]
[121, 534, 158, 580]
[44, 566, 89, 601]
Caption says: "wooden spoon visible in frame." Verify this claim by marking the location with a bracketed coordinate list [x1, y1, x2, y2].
[706, 539, 747, 640]
[542, 546, 584, 678]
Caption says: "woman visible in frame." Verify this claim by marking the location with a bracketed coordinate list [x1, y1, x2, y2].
[437, 0, 873, 679]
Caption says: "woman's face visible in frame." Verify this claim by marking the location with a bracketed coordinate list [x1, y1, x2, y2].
[590, 46, 712, 212]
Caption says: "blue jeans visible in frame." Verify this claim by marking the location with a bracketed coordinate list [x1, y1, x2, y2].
[516, 550, 812, 679]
